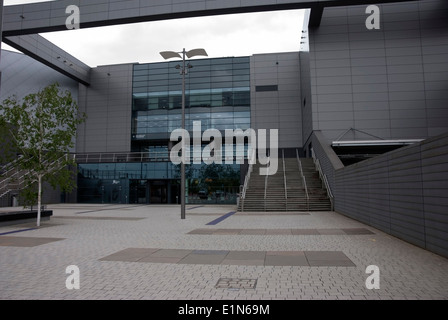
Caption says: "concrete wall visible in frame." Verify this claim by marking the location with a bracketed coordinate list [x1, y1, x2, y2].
[250, 52, 302, 150]
[309, 0, 448, 143]
[312, 130, 448, 258]
[76, 63, 133, 153]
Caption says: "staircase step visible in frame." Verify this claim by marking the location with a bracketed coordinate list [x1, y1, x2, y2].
[239, 155, 332, 212]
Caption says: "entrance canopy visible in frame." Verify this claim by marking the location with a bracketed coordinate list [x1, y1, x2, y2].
[331, 139, 423, 166]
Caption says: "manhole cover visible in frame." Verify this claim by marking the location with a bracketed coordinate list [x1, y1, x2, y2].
[215, 278, 257, 290]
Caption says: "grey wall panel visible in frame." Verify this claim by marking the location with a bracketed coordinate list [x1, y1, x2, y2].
[2, 0, 419, 37]
[299, 51, 313, 147]
[309, 0, 448, 143]
[76, 63, 133, 153]
[0, 49, 78, 106]
[312, 129, 448, 258]
[250, 52, 302, 149]
[420, 133, 448, 256]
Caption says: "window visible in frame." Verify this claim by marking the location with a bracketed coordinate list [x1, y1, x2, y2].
[255, 85, 278, 92]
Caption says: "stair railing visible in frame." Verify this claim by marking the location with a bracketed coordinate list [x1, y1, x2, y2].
[296, 149, 309, 211]
[0, 154, 74, 200]
[311, 148, 334, 211]
[282, 149, 287, 201]
[263, 165, 268, 212]
[242, 147, 255, 200]
[239, 148, 255, 211]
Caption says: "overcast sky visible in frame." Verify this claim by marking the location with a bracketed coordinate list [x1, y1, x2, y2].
[3, 0, 306, 67]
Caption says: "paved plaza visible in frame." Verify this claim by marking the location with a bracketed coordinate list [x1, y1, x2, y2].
[0, 204, 447, 300]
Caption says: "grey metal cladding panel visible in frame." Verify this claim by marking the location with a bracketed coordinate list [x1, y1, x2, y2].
[316, 84, 352, 94]
[353, 92, 389, 102]
[349, 48, 386, 59]
[314, 58, 351, 68]
[353, 83, 389, 94]
[109, 0, 140, 11]
[315, 102, 352, 112]
[388, 73, 424, 83]
[312, 32, 349, 42]
[8, 0, 413, 35]
[385, 47, 422, 58]
[315, 67, 351, 77]
[314, 50, 350, 60]
[390, 223, 426, 248]
[350, 57, 386, 67]
[426, 238, 448, 259]
[314, 76, 348, 86]
[4, 34, 91, 85]
[349, 40, 386, 51]
[316, 93, 352, 103]
[420, 131, 448, 153]
[425, 232, 448, 260]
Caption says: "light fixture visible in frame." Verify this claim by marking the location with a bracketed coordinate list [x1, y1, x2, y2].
[159, 48, 208, 220]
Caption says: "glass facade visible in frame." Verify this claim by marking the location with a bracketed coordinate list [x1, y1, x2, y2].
[131, 57, 250, 144]
[77, 163, 241, 205]
[77, 56, 251, 205]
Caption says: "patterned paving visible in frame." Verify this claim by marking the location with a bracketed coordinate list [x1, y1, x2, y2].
[0, 236, 65, 247]
[187, 228, 375, 235]
[2, 204, 447, 300]
[99, 248, 356, 267]
[215, 278, 258, 289]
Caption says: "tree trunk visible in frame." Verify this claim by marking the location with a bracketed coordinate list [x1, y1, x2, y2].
[37, 174, 42, 227]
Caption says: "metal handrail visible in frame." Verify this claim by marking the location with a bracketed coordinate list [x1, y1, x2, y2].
[241, 148, 255, 200]
[311, 148, 334, 211]
[0, 155, 23, 174]
[264, 164, 269, 211]
[75, 151, 170, 163]
[282, 149, 287, 200]
[322, 174, 334, 210]
[76, 150, 250, 164]
[296, 149, 309, 211]
[0, 156, 30, 190]
[0, 154, 73, 199]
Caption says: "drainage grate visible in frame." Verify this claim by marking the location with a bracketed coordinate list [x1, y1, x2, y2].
[215, 278, 257, 290]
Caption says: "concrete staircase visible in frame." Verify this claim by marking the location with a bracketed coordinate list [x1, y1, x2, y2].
[238, 163, 269, 212]
[284, 158, 308, 211]
[238, 154, 332, 212]
[300, 158, 333, 211]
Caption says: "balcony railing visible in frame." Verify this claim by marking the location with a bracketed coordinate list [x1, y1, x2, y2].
[75, 151, 248, 163]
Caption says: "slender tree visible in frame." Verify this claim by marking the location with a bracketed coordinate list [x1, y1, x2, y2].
[0, 83, 86, 226]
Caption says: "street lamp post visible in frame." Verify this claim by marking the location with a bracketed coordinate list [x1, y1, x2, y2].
[160, 48, 208, 219]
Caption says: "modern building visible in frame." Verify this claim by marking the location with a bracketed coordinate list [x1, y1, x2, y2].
[0, 0, 447, 257]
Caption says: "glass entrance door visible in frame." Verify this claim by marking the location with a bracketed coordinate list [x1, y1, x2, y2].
[130, 180, 149, 204]
[149, 180, 167, 204]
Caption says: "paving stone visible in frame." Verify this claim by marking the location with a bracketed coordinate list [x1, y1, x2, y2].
[100, 248, 158, 262]
[265, 229, 292, 235]
[317, 228, 346, 235]
[0, 236, 65, 247]
[341, 228, 374, 235]
[221, 259, 265, 266]
[178, 253, 227, 265]
[238, 229, 267, 235]
[1, 204, 447, 300]
[265, 255, 309, 266]
[138, 256, 183, 264]
[225, 250, 266, 260]
[291, 229, 318, 235]
[150, 249, 192, 258]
